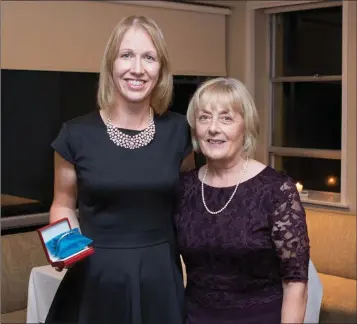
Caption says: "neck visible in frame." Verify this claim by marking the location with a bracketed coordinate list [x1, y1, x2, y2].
[206, 154, 248, 186]
[109, 95, 151, 130]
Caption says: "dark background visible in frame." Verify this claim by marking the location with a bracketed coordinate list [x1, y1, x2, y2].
[1, 70, 207, 217]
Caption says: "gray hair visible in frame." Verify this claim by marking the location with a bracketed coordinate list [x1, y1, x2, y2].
[186, 77, 259, 157]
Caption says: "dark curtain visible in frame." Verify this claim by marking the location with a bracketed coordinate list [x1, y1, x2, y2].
[1, 70, 61, 203]
[1, 70, 99, 206]
[1, 71, 203, 216]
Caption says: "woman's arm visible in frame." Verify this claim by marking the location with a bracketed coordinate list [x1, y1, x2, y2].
[50, 152, 78, 228]
[271, 179, 310, 323]
[281, 281, 308, 323]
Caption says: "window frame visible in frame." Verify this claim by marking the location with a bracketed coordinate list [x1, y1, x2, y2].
[269, 2, 344, 206]
[245, 0, 356, 212]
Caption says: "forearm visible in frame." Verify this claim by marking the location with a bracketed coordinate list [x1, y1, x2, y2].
[50, 205, 79, 229]
[281, 281, 308, 324]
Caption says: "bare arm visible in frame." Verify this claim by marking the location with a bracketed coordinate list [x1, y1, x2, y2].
[50, 152, 79, 229]
[281, 281, 308, 323]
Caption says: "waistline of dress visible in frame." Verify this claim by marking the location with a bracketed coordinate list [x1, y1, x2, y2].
[186, 282, 283, 309]
[84, 227, 173, 249]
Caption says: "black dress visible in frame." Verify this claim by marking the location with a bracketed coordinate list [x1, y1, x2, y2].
[45, 110, 192, 324]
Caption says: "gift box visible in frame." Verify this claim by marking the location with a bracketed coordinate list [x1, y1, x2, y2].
[37, 217, 94, 268]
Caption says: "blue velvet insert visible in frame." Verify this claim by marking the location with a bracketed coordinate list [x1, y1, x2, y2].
[45, 228, 92, 259]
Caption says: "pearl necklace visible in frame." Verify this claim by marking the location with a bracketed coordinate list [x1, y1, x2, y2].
[106, 109, 155, 149]
[201, 157, 249, 215]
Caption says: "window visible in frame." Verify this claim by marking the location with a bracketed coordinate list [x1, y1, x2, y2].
[268, 4, 344, 206]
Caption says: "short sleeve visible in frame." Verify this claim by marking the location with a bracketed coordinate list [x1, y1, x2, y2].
[179, 119, 193, 160]
[51, 123, 76, 164]
[271, 178, 310, 282]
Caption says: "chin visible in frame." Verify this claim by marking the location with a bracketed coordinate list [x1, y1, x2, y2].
[203, 151, 227, 161]
[127, 96, 147, 103]
[123, 93, 149, 104]
[116, 84, 151, 104]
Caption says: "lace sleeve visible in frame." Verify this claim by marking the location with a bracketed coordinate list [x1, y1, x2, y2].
[271, 179, 310, 281]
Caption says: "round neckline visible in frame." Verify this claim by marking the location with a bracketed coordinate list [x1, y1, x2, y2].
[196, 165, 269, 190]
[96, 109, 155, 133]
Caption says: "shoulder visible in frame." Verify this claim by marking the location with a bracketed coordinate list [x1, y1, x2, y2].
[64, 111, 98, 129]
[61, 111, 100, 138]
[178, 169, 198, 193]
[156, 111, 188, 128]
[54, 111, 99, 148]
[179, 169, 197, 182]
[259, 165, 294, 185]
[264, 167, 299, 205]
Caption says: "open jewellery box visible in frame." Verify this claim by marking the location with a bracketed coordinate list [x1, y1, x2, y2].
[37, 217, 94, 268]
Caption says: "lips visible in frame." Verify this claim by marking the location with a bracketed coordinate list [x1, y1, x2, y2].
[127, 79, 145, 86]
[207, 139, 225, 144]
[125, 79, 146, 90]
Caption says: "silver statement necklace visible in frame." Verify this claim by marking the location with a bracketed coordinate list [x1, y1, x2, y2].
[201, 157, 249, 215]
[106, 109, 155, 150]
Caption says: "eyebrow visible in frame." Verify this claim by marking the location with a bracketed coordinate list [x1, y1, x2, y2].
[219, 109, 234, 114]
[198, 107, 233, 114]
[119, 49, 157, 55]
[197, 108, 211, 114]
[143, 51, 158, 57]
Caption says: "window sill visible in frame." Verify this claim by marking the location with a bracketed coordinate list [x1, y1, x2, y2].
[300, 190, 349, 209]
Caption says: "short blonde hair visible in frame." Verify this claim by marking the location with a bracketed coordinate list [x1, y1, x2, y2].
[97, 16, 173, 115]
[187, 77, 259, 157]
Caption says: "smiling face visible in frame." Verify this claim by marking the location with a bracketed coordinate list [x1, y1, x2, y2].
[195, 98, 246, 164]
[113, 26, 160, 105]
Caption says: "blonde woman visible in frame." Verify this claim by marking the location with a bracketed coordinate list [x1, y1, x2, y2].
[46, 16, 193, 324]
[175, 78, 310, 324]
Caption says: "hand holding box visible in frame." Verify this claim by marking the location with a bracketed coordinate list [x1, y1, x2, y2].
[37, 218, 94, 268]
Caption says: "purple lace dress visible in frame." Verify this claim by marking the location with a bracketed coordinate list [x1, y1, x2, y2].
[174, 166, 310, 324]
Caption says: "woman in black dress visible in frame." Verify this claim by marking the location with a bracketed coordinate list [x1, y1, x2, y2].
[175, 77, 310, 324]
[46, 16, 193, 324]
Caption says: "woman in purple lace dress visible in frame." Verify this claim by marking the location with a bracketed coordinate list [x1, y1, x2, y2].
[175, 77, 310, 324]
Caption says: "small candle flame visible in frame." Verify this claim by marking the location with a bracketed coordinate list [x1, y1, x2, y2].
[296, 182, 303, 193]
[327, 176, 337, 186]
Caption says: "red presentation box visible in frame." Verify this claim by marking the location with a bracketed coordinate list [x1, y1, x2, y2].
[37, 217, 94, 268]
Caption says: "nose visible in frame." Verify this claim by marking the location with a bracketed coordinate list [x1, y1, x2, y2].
[208, 117, 220, 134]
[131, 56, 144, 75]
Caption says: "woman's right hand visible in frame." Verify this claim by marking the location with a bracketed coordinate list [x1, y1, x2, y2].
[51, 153, 79, 273]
